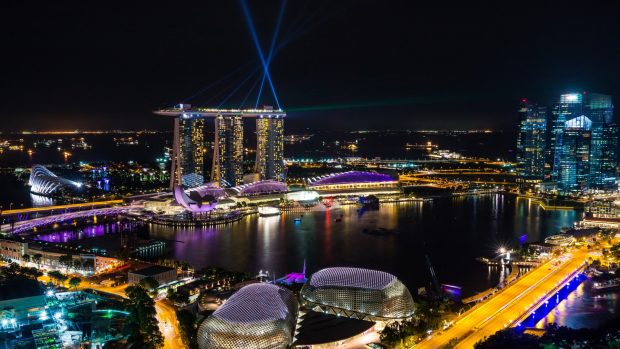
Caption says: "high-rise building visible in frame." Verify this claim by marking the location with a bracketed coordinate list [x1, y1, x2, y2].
[550, 92, 618, 191]
[255, 115, 285, 181]
[155, 105, 286, 190]
[212, 116, 244, 187]
[556, 115, 592, 190]
[516, 100, 547, 184]
[550, 93, 584, 181]
[179, 116, 205, 187]
[586, 93, 617, 189]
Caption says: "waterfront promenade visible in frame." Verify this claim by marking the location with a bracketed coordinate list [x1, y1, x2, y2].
[416, 248, 589, 349]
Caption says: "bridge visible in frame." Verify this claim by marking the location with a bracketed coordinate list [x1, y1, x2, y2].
[0, 205, 138, 234]
[399, 171, 515, 189]
[415, 248, 589, 348]
[1, 200, 124, 222]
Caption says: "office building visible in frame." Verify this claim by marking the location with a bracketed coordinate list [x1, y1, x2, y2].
[516, 100, 547, 184]
[550, 92, 618, 191]
[556, 116, 592, 190]
[212, 116, 244, 187]
[587, 94, 617, 189]
[179, 116, 206, 187]
[255, 115, 285, 181]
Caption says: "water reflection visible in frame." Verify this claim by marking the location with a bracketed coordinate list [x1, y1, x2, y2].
[147, 194, 580, 298]
[30, 194, 55, 207]
[535, 280, 620, 329]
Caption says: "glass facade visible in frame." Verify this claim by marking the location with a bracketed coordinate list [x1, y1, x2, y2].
[550, 92, 618, 191]
[255, 115, 286, 181]
[197, 284, 298, 349]
[516, 100, 547, 184]
[557, 116, 592, 190]
[179, 117, 205, 188]
[211, 116, 244, 187]
[300, 267, 415, 322]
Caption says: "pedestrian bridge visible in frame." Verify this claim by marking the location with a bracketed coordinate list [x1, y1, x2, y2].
[0, 206, 136, 234]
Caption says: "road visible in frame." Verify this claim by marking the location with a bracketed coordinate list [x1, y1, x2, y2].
[416, 248, 588, 349]
[81, 283, 184, 349]
[2, 199, 124, 215]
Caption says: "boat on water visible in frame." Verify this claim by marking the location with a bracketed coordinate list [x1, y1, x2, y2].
[258, 206, 281, 217]
[593, 278, 620, 292]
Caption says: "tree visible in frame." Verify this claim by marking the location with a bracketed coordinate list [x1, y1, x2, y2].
[139, 277, 160, 294]
[69, 277, 81, 289]
[124, 285, 164, 349]
[47, 270, 63, 285]
[72, 259, 83, 271]
[176, 309, 198, 349]
[7, 262, 19, 275]
[32, 254, 42, 267]
[23, 267, 43, 279]
[58, 254, 73, 269]
[22, 254, 30, 263]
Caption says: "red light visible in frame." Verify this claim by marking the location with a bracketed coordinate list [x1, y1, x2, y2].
[521, 98, 527, 103]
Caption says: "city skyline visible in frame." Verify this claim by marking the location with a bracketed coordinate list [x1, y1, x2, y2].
[1, 2, 620, 349]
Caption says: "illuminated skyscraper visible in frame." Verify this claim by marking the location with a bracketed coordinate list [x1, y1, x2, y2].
[586, 93, 617, 189]
[550, 92, 617, 191]
[155, 105, 286, 190]
[556, 115, 592, 190]
[212, 116, 244, 187]
[550, 93, 584, 181]
[179, 117, 205, 187]
[516, 100, 547, 184]
[255, 114, 285, 181]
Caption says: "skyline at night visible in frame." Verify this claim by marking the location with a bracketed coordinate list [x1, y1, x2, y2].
[2, 2, 620, 349]
[3, 1, 620, 131]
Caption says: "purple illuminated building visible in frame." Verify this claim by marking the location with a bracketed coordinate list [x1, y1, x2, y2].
[229, 180, 288, 197]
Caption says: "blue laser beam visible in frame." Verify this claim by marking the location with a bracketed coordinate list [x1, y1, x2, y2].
[239, 0, 282, 110]
[240, 73, 263, 108]
[181, 61, 254, 102]
[199, 68, 254, 107]
[255, 0, 287, 108]
[217, 67, 261, 109]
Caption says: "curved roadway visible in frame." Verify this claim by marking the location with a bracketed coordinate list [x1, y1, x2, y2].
[415, 248, 588, 349]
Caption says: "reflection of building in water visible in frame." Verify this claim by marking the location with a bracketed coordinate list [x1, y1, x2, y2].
[133, 240, 167, 258]
[30, 193, 55, 207]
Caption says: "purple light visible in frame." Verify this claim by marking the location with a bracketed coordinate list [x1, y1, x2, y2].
[174, 185, 217, 213]
[309, 171, 395, 186]
[231, 180, 288, 197]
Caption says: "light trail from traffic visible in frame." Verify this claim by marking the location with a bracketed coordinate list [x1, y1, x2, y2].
[2, 200, 124, 215]
[415, 248, 589, 349]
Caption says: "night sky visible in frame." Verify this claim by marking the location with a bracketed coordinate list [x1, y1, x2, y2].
[2, 1, 620, 131]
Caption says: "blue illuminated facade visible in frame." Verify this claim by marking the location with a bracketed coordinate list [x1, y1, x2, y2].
[516, 100, 547, 184]
[550, 92, 618, 191]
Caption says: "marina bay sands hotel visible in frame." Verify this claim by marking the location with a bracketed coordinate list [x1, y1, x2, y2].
[154, 105, 285, 189]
